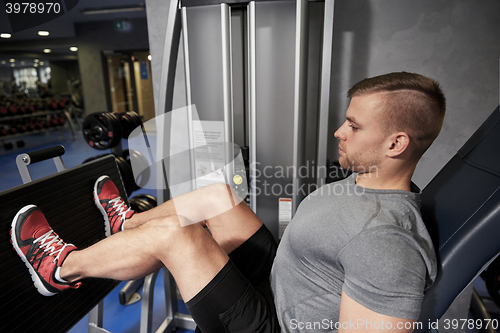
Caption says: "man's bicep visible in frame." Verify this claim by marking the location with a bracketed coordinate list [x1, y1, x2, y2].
[339, 228, 430, 320]
[338, 291, 416, 333]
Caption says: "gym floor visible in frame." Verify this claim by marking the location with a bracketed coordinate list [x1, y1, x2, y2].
[1, 127, 499, 333]
[0, 128, 194, 333]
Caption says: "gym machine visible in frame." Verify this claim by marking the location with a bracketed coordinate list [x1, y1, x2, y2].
[82, 110, 161, 308]
[0, 146, 124, 333]
[141, 0, 335, 331]
[81, 110, 152, 198]
[150, 0, 336, 240]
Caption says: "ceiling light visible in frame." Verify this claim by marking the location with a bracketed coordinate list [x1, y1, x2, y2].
[34, 59, 39, 63]
[81, 4, 145, 15]
[9, 59, 15, 62]
[1, 61, 6, 64]
[148, 54, 152, 61]
[38, 31, 50, 36]
[11, 63, 15, 67]
[1, 33, 11, 38]
[39, 62, 44, 65]
[43, 49, 51, 53]
[70, 46, 78, 52]
[34, 63, 38, 67]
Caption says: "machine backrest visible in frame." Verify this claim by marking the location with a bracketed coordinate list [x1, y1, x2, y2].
[416, 105, 500, 331]
[0, 155, 126, 333]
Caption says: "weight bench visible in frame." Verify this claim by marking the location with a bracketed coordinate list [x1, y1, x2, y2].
[416, 105, 500, 332]
[0, 147, 125, 333]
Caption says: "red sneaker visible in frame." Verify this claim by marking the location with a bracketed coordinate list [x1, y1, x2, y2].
[11, 205, 81, 296]
[94, 175, 134, 237]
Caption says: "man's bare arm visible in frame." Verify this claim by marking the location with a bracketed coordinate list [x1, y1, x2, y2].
[338, 291, 416, 333]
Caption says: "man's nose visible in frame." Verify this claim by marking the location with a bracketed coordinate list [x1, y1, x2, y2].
[334, 122, 347, 140]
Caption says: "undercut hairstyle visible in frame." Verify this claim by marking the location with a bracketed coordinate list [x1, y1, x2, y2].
[348, 72, 446, 160]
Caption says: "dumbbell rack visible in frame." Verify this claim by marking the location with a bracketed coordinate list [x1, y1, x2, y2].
[0, 109, 77, 152]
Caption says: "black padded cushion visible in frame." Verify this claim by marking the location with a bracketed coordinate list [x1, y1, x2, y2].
[0, 155, 126, 333]
[416, 106, 500, 330]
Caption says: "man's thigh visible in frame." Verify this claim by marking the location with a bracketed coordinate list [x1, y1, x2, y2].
[187, 225, 280, 333]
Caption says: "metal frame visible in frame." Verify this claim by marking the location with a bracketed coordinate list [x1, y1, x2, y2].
[148, 1, 198, 331]
[221, 3, 235, 180]
[88, 301, 111, 333]
[156, 0, 183, 205]
[316, 0, 335, 188]
[247, 0, 257, 213]
[291, 0, 309, 215]
[140, 269, 196, 333]
[16, 152, 66, 184]
[181, 6, 197, 192]
[144, 0, 337, 331]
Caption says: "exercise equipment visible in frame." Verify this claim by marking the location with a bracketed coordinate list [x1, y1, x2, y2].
[83, 149, 151, 198]
[115, 156, 136, 197]
[82, 111, 143, 150]
[119, 111, 143, 138]
[0, 146, 126, 333]
[123, 148, 151, 190]
[118, 193, 158, 306]
[414, 105, 500, 332]
[129, 194, 158, 213]
[82, 111, 149, 196]
[83, 154, 135, 197]
[82, 112, 122, 150]
[485, 256, 500, 309]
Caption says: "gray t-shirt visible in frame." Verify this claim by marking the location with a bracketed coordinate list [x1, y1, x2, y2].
[270, 174, 437, 332]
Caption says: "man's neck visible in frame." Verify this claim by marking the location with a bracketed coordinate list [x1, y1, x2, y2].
[354, 171, 413, 192]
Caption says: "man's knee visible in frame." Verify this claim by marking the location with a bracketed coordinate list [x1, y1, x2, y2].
[203, 183, 234, 199]
[141, 215, 204, 244]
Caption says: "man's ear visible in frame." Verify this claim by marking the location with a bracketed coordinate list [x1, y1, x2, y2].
[386, 132, 410, 157]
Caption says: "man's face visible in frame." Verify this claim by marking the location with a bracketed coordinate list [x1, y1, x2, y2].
[334, 92, 389, 174]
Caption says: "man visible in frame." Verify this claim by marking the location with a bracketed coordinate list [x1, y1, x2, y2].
[11, 72, 445, 332]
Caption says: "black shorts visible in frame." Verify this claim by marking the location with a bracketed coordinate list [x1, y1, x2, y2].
[185, 225, 280, 333]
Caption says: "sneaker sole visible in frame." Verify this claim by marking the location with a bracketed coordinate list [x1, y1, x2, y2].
[94, 175, 111, 237]
[11, 204, 57, 297]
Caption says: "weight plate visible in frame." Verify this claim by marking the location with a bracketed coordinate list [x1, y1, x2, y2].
[130, 196, 155, 212]
[130, 197, 149, 213]
[115, 156, 136, 197]
[132, 194, 157, 207]
[82, 112, 122, 150]
[123, 149, 150, 190]
[120, 111, 142, 138]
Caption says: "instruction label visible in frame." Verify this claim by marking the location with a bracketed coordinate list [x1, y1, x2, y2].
[193, 120, 226, 189]
[279, 198, 292, 239]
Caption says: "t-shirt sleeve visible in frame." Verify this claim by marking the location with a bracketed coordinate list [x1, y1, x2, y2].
[338, 226, 428, 320]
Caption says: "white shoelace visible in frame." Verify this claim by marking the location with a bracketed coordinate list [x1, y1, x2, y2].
[108, 197, 132, 222]
[34, 230, 69, 263]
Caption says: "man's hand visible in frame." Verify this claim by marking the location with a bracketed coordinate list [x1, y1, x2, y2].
[338, 291, 416, 332]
